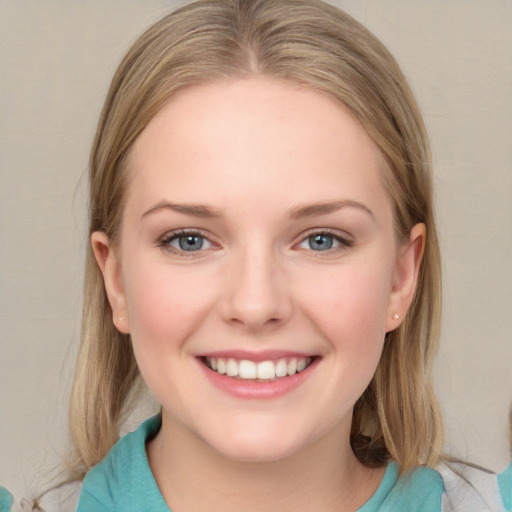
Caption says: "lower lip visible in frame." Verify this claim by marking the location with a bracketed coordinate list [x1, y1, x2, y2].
[197, 358, 319, 399]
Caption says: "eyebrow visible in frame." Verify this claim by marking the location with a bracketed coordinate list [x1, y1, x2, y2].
[288, 200, 375, 220]
[141, 199, 374, 221]
[142, 201, 221, 219]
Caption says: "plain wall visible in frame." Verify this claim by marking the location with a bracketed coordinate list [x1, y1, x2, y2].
[1, 0, 511, 501]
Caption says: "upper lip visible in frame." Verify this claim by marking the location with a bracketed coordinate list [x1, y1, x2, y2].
[196, 350, 317, 362]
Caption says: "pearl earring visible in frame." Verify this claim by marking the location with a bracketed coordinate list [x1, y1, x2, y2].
[393, 313, 399, 320]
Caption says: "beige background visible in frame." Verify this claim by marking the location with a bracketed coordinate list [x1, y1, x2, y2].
[1, 0, 511, 501]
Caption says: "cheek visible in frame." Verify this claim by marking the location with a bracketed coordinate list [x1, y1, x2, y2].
[297, 259, 393, 350]
[120, 258, 217, 407]
[122, 258, 215, 355]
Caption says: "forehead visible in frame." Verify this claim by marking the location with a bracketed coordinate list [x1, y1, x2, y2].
[126, 77, 391, 222]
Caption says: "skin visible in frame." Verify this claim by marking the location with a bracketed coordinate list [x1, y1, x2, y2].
[93, 76, 425, 511]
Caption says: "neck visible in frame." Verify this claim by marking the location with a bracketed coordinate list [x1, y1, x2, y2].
[147, 413, 385, 512]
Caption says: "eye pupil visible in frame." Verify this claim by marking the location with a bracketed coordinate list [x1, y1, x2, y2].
[309, 234, 333, 251]
[179, 235, 204, 251]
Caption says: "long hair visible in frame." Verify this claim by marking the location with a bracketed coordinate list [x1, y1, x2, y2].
[69, 0, 443, 478]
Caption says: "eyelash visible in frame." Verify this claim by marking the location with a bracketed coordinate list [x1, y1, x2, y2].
[158, 228, 353, 256]
[158, 229, 214, 257]
[296, 229, 353, 254]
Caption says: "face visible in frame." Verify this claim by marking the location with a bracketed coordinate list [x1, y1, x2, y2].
[94, 77, 424, 462]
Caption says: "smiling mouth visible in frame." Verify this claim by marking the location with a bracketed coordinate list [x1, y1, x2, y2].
[202, 356, 315, 381]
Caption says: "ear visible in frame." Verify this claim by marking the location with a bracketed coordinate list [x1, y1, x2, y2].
[385, 223, 426, 332]
[91, 231, 130, 334]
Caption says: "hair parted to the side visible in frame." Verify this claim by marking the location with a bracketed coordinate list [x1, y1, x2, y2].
[69, 0, 443, 479]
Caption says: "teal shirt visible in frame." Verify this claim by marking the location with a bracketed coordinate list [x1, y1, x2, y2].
[359, 463, 444, 511]
[0, 487, 13, 512]
[76, 416, 511, 512]
[2, 419, 510, 511]
[499, 463, 512, 511]
[78, 416, 169, 511]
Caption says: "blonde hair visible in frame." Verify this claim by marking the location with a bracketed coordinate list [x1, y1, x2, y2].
[70, 0, 443, 478]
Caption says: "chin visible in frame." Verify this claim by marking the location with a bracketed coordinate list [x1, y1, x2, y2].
[200, 426, 311, 464]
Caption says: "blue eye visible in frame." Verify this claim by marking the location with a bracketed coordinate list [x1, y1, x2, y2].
[298, 232, 350, 252]
[307, 234, 335, 251]
[176, 235, 205, 251]
[162, 232, 213, 253]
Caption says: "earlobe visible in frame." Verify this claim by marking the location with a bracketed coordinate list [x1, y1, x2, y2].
[91, 231, 130, 334]
[385, 223, 426, 332]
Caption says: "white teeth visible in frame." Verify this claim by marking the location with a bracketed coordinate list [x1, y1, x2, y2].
[217, 358, 226, 375]
[257, 360, 276, 380]
[287, 358, 297, 375]
[239, 360, 257, 379]
[206, 356, 313, 380]
[275, 359, 288, 377]
[226, 358, 238, 377]
[297, 358, 307, 372]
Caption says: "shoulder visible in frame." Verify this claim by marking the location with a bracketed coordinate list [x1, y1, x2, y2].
[498, 463, 512, 511]
[437, 462, 510, 512]
[77, 415, 168, 512]
[389, 465, 445, 510]
[0, 487, 14, 511]
[360, 463, 445, 511]
[361, 461, 511, 512]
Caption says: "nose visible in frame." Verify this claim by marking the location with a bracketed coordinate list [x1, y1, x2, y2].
[219, 245, 293, 333]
